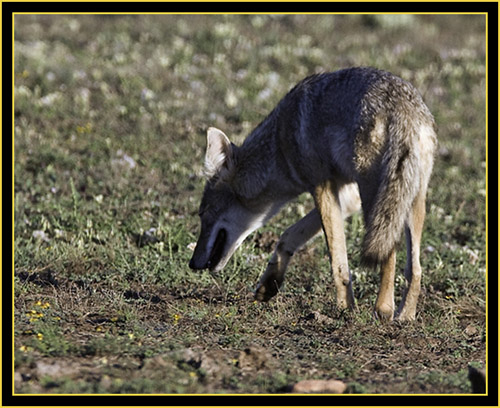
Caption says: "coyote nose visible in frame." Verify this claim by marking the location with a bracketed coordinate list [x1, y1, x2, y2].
[189, 256, 207, 270]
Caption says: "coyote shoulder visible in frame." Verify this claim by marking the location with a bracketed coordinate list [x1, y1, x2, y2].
[189, 67, 437, 321]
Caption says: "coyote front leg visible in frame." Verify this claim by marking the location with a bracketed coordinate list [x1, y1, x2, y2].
[255, 209, 322, 301]
[314, 180, 355, 310]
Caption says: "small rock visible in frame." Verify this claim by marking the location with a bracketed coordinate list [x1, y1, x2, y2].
[465, 324, 478, 337]
[238, 346, 272, 371]
[309, 310, 335, 325]
[14, 371, 23, 384]
[99, 374, 112, 390]
[32, 230, 50, 242]
[36, 361, 62, 377]
[291, 379, 347, 394]
[35, 360, 78, 378]
[141, 354, 171, 370]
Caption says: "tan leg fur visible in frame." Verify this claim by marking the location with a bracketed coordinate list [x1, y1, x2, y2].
[314, 180, 355, 310]
[374, 249, 396, 321]
[396, 190, 426, 321]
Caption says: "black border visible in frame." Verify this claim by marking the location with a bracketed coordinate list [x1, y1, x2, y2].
[3, 1, 500, 13]
[3, 1, 498, 407]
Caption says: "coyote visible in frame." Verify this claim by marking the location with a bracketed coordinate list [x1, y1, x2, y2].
[189, 67, 436, 321]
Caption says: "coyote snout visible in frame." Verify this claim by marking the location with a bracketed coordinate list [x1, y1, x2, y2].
[189, 227, 227, 271]
[189, 159, 276, 272]
[189, 67, 436, 321]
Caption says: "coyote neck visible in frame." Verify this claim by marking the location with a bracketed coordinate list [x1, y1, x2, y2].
[235, 117, 303, 209]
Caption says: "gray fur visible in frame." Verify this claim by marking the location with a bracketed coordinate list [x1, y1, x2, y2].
[191, 66, 436, 275]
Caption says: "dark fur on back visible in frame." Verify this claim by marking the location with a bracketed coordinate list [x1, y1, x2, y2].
[243, 67, 437, 265]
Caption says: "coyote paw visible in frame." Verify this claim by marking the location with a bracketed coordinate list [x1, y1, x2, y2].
[395, 299, 418, 321]
[394, 309, 416, 321]
[254, 280, 280, 302]
[374, 303, 395, 322]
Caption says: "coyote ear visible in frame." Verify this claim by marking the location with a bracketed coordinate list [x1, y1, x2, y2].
[204, 127, 235, 180]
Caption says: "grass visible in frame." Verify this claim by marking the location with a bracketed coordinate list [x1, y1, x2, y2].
[13, 14, 486, 395]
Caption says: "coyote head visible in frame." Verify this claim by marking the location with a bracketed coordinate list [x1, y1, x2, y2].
[189, 128, 271, 272]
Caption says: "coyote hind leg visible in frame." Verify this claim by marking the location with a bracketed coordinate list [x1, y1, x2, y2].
[314, 180, 355, 310]
[255, 209, 322, 301]
[396, 189, 426, 321]
[374, 248, 396, 321]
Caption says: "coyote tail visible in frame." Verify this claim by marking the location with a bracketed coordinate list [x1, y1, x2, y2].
[361, 119, 424, 267]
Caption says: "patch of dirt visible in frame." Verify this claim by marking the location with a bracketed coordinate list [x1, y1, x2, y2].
[15, 346, 285, 394]
[13, 278, 485, 395]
